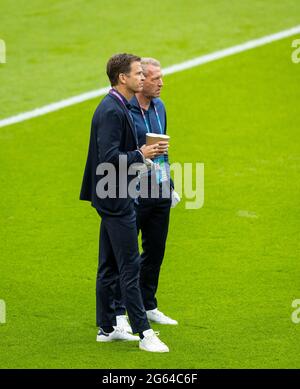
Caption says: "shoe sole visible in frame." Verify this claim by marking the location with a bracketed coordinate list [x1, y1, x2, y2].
[139, 344, 169, 353]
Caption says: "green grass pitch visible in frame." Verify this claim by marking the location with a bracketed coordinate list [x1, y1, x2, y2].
[0, 1, 300, 368]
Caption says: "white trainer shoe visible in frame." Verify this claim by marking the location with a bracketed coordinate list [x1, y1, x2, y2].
[116, 315, 133, 333]
[139, 329, 169, 353]
[146, 308, 178, 325]
[96, 327, 139, 342]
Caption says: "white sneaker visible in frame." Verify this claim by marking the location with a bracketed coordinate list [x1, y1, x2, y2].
[96, 327, 139, 342]
[116, 315, 133, 333]
[139, 329, 169, 353]
[146, 308, 178, 325]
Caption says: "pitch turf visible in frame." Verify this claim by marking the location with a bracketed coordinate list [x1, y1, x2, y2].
[0, 1, 300, 368]
[1, 0, 300, 118]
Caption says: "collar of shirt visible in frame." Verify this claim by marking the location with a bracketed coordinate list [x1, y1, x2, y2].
[130, 95, 166, 139]
[130, 95, 154, 112]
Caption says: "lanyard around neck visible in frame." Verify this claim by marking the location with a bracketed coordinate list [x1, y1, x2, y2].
[137, 100, 163, 135]
[109, 88, 128, 107]
[109, 88, 139, 144]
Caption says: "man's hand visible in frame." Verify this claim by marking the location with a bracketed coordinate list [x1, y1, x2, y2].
[157, 141, 169, 155]
[140, 141, 169, 159]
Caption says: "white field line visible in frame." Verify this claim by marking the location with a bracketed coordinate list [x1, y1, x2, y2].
[1, 25, 299, 128]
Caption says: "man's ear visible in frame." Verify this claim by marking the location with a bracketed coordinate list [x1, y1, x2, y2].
[119, 73, 127, 85]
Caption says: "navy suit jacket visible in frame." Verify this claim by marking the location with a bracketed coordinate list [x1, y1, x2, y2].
[80, 92, 144, 216]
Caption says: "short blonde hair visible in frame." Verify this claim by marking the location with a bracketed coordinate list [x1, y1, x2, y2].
[141, 57, 161, 75]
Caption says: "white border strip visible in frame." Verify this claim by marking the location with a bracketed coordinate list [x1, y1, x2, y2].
[1, 25, 299, 128]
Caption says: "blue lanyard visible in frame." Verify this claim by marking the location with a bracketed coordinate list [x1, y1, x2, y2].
[138, 101, 163, 135]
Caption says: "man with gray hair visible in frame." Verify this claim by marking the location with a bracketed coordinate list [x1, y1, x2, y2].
[114, 58, 179, 331]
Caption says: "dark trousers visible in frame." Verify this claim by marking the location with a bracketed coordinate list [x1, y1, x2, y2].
[96, 207, 150, 334]
[115, 197, 171, 313]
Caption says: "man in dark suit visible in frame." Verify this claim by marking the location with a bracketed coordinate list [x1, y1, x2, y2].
[80, 53, 169, 352]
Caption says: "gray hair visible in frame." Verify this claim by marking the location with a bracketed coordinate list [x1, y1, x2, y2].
[141, 57, 161, 75]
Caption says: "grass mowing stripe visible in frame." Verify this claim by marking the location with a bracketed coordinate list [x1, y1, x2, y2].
[1, 25, 300, 129]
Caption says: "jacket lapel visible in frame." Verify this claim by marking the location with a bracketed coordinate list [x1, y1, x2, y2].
[108, 93, 138, 147]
